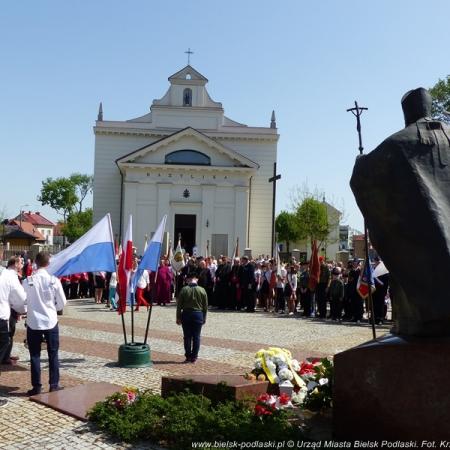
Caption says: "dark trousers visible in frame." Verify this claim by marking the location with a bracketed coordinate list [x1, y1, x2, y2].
[330, 296, 342, 320]
[243, 288, 255, 312]
[276, 287, 285, 311]
[317, 282, 328, 318]
[27, 324, 60, 389]
[2, 314, 17, 362]
[301, 290, 312, 316]
[181, 310, 204, 360]
[0, 319, 10, 365]
[373, 292, 385, 322]
[351, 294, 364, 321]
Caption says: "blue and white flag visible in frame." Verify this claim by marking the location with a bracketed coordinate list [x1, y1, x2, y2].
[132, 215, 167, 291]
[48, 214, 116, 277]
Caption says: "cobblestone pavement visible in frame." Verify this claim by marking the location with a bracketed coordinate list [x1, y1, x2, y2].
[0, 299, 390, 448]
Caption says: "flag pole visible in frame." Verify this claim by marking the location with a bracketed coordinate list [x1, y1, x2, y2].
[364, 220, 377, 340]
[131, 287, 135, 343]
[120, 309, 128, 344]
[144, 270, 157, 345]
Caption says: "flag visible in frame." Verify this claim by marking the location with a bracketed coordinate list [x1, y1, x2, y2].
[232, 237, 240, 260]
[276, 244, 282, 276]
[171, 238, 185, 272]
[47, 214, 116, 276]
[308, 240, 320, 291]
[132, 215, 167, 292]
[143, 234, 149, 253]
[117, 215, 133, 315]
[357, 259, 376, 299]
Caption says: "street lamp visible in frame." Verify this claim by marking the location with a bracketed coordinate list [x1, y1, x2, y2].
[19, 204, 29, 230]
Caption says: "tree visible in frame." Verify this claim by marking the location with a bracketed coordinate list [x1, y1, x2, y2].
[37, 177, 78, 222]
[63, 208, 93, 243]
[296, 197, 330, 246]
[70, 173, 93, 213]
[429, 76, 450, 123]
[275, 211, 300, 253]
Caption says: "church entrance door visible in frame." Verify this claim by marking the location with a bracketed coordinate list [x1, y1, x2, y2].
[174, 214, 196, 255]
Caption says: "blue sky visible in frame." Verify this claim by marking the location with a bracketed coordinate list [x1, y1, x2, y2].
[1, 0, 449, 232]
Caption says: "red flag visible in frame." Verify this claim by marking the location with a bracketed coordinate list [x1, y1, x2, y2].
[357, 259, 376, 299]
[117, 216, 133, 315]
[308, 240, 320, 291]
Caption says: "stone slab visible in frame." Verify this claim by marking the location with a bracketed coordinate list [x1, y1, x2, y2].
[334, 334, 450, 440]
[29, 382, 121, 421]
[161, 374, 269, 402]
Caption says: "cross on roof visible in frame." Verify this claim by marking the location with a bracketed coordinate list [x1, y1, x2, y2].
[184, 48, 194, 65]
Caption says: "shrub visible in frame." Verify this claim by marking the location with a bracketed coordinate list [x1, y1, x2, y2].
[88, 390, 306, 448]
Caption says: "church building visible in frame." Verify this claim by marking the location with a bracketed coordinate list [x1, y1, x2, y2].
[93, 65, 279, 257]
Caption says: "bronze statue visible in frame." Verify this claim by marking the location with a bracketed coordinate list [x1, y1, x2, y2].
[350, 88, 450, 337]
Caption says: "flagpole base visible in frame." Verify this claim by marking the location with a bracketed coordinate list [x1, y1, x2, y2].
[118, 343, 152, 368]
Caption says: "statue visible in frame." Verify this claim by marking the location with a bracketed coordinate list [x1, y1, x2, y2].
[350, 88, 450, 337]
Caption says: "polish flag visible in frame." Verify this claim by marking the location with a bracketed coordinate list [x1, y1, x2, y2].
[117, 215, 133, 315]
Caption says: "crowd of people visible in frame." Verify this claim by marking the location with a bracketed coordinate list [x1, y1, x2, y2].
[56, 250, 390, 326]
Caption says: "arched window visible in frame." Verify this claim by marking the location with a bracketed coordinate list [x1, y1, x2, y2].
[165, 150, 211, 166]
[183, 88, 192, 107]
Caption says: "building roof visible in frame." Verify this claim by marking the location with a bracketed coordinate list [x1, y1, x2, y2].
[352, 234, 365, 241]
[4, 222, 46, 241]
[14, 211, 55, 227]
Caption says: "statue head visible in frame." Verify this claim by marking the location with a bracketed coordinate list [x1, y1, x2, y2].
[401, 87, 432, 126]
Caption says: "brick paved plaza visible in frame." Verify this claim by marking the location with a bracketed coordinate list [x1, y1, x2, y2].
[0, 300, 390, 448]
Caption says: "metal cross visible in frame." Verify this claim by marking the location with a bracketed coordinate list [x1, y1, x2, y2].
[347, 101, 368, 155]
[185, 48, 194, 65]
[268, 162, 281, 257]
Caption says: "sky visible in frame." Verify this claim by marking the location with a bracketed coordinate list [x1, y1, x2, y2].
[1, 0, 449, 232]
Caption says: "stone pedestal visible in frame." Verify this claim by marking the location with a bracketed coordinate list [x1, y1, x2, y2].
[334, 334, 450, 440]
[161, 374, 268, 403]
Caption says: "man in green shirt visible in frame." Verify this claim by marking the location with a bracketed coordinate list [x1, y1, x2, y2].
[176, 275, 208, 363]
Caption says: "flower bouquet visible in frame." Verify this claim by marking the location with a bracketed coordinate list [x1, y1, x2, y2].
[254, 392, 293, 417]
[107, 386, 140, 411]
[244, 347, 305, 389]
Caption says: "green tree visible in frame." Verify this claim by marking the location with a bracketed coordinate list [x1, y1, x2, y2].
[296, 197, 330, 246]
[429, 76, 450, 123]
[69, 173, 93, 213]
[63, 208, 93, 243]
[37, 177, 78, 222]
[275, 210, 300, 253]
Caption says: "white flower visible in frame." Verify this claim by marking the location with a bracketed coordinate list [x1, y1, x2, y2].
[254, 359, 262, 370]
[266, 360, 276, 370]
[273, 375, 280, 384]
[278, 363, 288, 372]
[319, 378, 329, 386]
[273, 355, 286, 366]
[291, 387, 308, 405]
[278, 368, 294, 381]
[291, 359, 300, 372]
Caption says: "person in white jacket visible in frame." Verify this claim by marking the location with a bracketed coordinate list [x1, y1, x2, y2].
[23, 252, 66, 396]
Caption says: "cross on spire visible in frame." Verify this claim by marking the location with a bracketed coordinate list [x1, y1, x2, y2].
[185, 48, 194, 65]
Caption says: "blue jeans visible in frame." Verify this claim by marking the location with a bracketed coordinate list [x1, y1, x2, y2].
[181, 311, 204, 360]
[27, 324, 60, 390]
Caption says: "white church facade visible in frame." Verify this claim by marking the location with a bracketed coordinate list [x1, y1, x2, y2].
[93, 65, 278, 257]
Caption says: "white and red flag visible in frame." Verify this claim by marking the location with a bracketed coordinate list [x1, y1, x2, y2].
[117, 215, 133, 315]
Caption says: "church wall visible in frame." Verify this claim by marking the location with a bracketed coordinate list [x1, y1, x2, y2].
[152, 108, 221, 129]
[93, 133, 159, 235]
[218, 139, 276, 257]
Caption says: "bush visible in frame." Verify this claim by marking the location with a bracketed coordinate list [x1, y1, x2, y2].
[88, 390, 306, 448]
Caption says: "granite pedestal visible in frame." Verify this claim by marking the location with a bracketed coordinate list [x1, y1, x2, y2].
[161, 374, 269, 403]
[334, 334, 450, 440]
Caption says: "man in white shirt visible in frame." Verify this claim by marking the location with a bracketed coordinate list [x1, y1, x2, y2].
[23, 252, 66, 395]
[0, 256, 26, 406]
